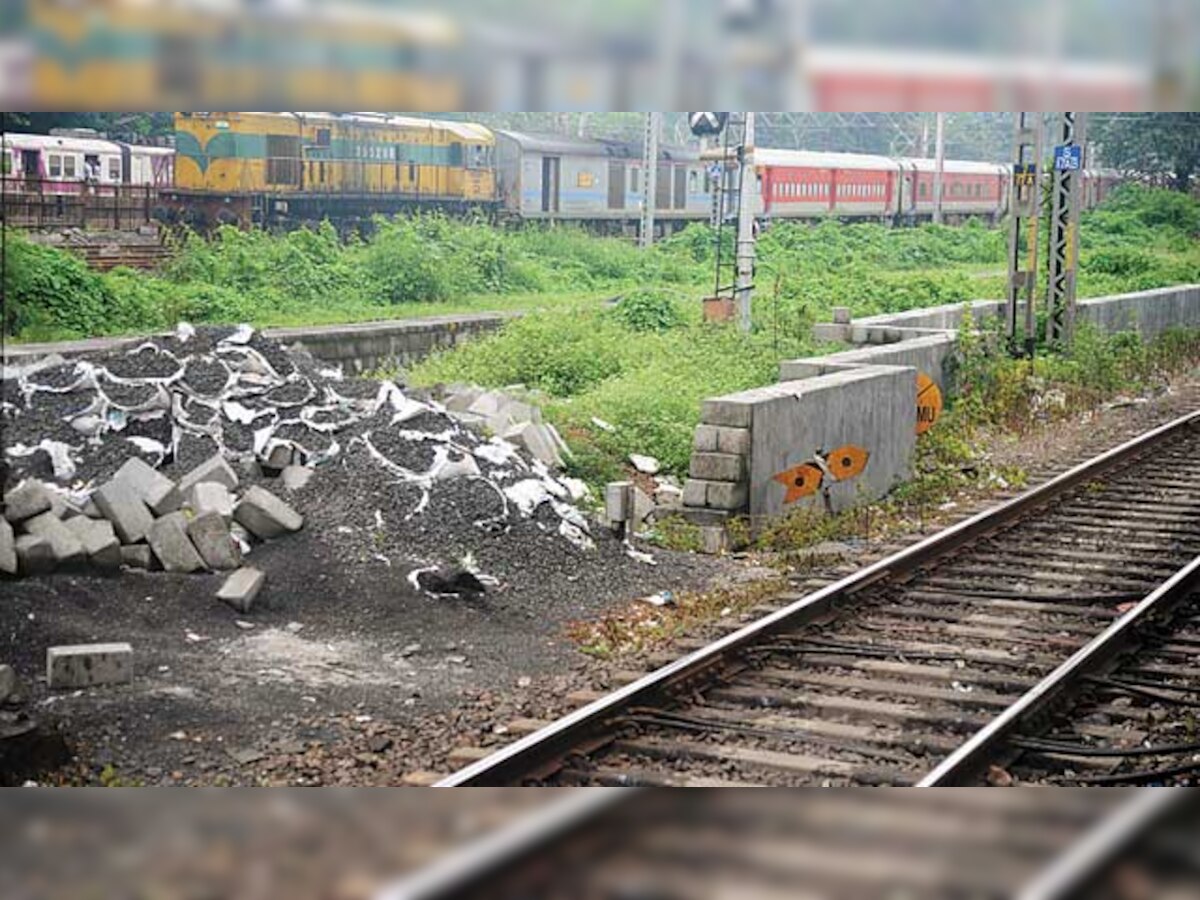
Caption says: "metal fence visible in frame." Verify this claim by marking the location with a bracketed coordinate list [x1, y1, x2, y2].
[0, 178, 159, 229]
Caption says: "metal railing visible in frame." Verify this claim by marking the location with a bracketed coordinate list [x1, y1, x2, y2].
[0, 177, 160, 229]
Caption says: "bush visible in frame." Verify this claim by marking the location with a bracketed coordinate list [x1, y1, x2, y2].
[608, 288, 687, 332]
[3, 232, 116, 337]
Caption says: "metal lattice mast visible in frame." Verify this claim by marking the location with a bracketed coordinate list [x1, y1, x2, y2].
[639, 112, 661, 249]
[1006, 112, 1044, 357]
[1046, 112, 1087, 348]
[735, 112, 757, 333]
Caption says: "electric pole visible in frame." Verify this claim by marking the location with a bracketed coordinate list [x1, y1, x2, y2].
[1006, 112, 1044, 357]
[639, 112, 661, 249]
[1047, 112, 1087, 348]
[932, 112, 945, 225]
[735, 111, 756, 333]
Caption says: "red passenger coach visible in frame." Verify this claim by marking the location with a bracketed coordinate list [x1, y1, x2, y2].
[753, 149, 900, 221]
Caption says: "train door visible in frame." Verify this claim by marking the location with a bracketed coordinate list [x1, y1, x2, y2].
[541, 156, 560, 212]
[655, 163, 671, 210]
[21, 149, 39, 183]
[607, 161, 624, 210]
[673, 166, 686, 209]
[266, 135, 302, 189]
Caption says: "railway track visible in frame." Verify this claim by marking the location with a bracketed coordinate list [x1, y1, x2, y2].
[437, 408, 1200, 787]
[377, 789, 1195, 900]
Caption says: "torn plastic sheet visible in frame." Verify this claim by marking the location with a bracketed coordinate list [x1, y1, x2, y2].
[24, 360, 100, 396]
[221, 323, 255, 346]
[299, 404, 362, 434]
[503, 478, 551, 516]
[6, 439, 78, 481]
[176, 321, 196, 343]
[126, 436, 168, 468]
[559, 519, 595, 551]
[431, 450, 482, 483]
[624, 542, 658, 566]
[473, 438, 524, 469]
[223, 400, 276, 426]
[1, 352, 67, 382]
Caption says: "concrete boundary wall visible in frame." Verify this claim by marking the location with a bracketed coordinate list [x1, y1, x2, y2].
[682, 283, 1200, 548]
[2, 312, 514, 374]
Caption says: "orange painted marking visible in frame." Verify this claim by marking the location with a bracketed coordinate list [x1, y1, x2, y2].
[826, 445, 869, 481]
[916, 372, 944, 436]
[773, 463, 824, 504]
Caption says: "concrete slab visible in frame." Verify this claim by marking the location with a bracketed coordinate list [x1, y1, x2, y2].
[113, 457, 181, 516]
[92, 478, 155, 544]
[187, 511, 242, 571]
[217, 567, 266, 613]
[4, 481, 53, 524]
[184, 481, 236, 520]
[15, 534, 55, 575]
[234, 487, 304, 540]
[120, 545, 155, 570]
[689, 452, 745, 483]
[0, 518, 16, 575]
[503, 422, 562, 468]
[63, 516, 121, 569]
[604, 482, 631, 523]
[47, 643, 133, 689]
[147, 512, 206, 573]
[22, 512, 87, 566]
[178, 455, 239, 494]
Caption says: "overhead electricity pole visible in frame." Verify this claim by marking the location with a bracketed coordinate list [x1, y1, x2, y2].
[932, 112, 945, 225]
[639, 112, 662, 249]
[1047, 112, 1087, 347]
[735, 111, 756, 333]
[1006, 112, 1044, 357]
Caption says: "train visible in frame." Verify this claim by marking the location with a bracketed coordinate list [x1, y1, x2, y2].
[1, 113, 1124, 232]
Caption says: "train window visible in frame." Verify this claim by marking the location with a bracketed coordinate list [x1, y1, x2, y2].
[108, 158, 120, 180]
[919, 182, 927, 198]
[320, 161, 326, 183]
[0, 154, 9, 175]
[317, 129, 331, 148]
[64, 156, 76, 177]
[48, 154, 61, 178]
[409, 162, 417, 183]
[689, 170, 699, 193]
[630, 167, 640, 193]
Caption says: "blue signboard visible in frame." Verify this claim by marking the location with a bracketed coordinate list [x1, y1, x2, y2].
[1054, 145, 1082, 171]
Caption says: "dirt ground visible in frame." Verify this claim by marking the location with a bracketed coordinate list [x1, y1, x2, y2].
[6, 370, 1200, 786]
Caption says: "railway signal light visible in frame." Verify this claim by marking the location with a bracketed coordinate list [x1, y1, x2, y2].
[689, 112, 729, 137]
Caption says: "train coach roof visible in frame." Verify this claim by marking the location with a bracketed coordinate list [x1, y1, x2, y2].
[901, 158, 1008, 175]
[751, 148, 901, 172]
[1, 132, 123, 154]
[495, 131, 640, 158]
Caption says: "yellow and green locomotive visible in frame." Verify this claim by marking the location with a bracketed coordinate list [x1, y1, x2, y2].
[169, 112, 495, 226]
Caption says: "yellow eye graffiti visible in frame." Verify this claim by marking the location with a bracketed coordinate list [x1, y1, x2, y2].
[772, 463, 824, 504]
[826, 445, 870, 482]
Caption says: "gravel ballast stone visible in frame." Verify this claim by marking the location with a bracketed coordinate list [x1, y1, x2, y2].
[147, 513, 206, 574]
[235, 487, 304, 540]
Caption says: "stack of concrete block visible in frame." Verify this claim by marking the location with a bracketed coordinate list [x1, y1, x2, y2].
[681, 398, 753, 552]
[441, 384, 571, 469]
[1, 453, 302, 582]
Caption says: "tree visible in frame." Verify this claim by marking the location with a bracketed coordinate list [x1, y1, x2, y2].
[1092, 113, 1200, 191]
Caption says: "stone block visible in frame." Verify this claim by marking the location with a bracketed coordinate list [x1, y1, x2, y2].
[604, 482, 630, 523]
[832, 306, 852, 325]
[47, 643, 133, 689]
[63, 516, 121, 570]
[0, 518, 16, 575]
[15, 535, 55, 575]
[147, 512, 206, 573]
[262, 444, 295, 471]
[235, 487, 304, 540]
[187, 511, 242, 571]
[653, 483, 684, 510]
[92, 478, 155, 544]
[280, 465, 313, 492]
[706, 481, 748, 511]
[689, 452, 746, 483]
[217, 567, 266, 613]
[120, 545, 155, 570]
[186, 481, 236, 520]
[503, 422, 562, 468]
[632, 486, 655, 526]
[177, 454, 239, 495]
[0, 664, 21, 704]
[692, 425, 719, 452]
[4, 481, 52, 524]
[22, 512, 87, 566]
[699, 525, 729, 555]
[700, 398, 753, 428]
[112, 457, 181, 516]
[443, 386, 482, 414]
[682, 479, 707, 508]
[466, 391, 505, 419]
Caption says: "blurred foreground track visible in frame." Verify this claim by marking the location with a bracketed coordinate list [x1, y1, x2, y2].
[437, 409, 1200, 787]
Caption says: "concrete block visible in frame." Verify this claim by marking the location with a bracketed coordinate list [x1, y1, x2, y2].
[632, 486, 655, 526]
[47, 643, 133, 689]
[235, 487, 304, 540]
[689, 452, 746, 483]
[699, 525, 729, 555]
[22, 512, 87, 566]
[121, 545, 155, 570]
[113, 457, 181, 516]
[700, 398, 753, 428]
[185, 481, 236, 520]
[705, 481, 748, 511]
[92, 478, 155, 544]
[177, 454, 239, 495]
[262, 444, 295, 471]
[503, 422, 562, 468]
[692, 425, 719, 452]
[15, 535, 55, 575]
[443, 386, 482, 414]
[280, 465, 313, 491]
[147, 512, 206, 573]
[832, 306, 852, 325]
[217, 567, 266, 613]
[605, 482, 631, 523]
[63, 516, 121, 570]
[654, 483, 684, 510]
[4, 481, 53, 524]
[682, 479, 707, 508]
[715, 427, 752, 456]
[82, 499, 104, 519]
[466, 391, 505, 419]
[0, 664, 22, 704]
[187, 511, 242, 571]
[0, 518, 16, 575]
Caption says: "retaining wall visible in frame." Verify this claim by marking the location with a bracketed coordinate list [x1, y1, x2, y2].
[682, 283, 1200, 548]
[2, 312, 513, 374]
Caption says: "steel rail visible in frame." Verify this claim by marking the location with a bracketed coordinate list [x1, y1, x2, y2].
[436, 408, 1200, 786]
[919, 553, 1200, 786]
